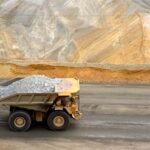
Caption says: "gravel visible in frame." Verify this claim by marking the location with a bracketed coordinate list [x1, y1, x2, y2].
[0, 75, 62, 98]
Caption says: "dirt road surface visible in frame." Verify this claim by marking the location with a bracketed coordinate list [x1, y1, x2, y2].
[1, 83, 150, 149]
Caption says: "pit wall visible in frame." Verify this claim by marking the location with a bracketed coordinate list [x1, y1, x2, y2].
[1, 0, 150, 65]
[1, 63, 150, 84]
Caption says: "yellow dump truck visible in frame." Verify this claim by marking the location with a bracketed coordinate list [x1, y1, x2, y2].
[0, 78, 81, 132]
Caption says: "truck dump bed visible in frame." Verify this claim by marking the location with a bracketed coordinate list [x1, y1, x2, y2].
[0, 93, 58, 105]
[0, 93, 59, 112]
[0, 77, 80, 112]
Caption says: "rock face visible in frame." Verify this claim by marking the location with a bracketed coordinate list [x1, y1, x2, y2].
[0, 0, 150, 65]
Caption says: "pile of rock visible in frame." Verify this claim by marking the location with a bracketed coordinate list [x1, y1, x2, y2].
[0, 75, 62, 98]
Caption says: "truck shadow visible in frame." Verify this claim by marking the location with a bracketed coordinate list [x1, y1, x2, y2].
[0, 120, 81, 140]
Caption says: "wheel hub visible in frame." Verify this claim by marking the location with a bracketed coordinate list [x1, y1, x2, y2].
[14, 117, 26, 128]
[53, 116, 65, 127]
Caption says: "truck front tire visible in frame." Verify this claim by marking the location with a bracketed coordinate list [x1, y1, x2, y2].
[47, 111, 70, 131]
[8, 111, 32, 132]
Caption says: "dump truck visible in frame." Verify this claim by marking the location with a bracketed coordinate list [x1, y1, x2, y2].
[0, 77, 81, 132]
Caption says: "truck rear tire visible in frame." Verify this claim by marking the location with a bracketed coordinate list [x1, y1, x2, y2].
[47, 111, 70, 131]
[8, 111, 31, 132]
